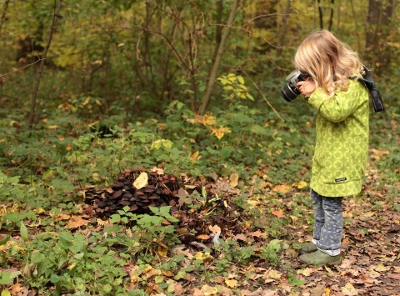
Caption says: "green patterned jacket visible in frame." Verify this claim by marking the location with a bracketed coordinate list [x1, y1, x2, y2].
[306, 79, 369, 197]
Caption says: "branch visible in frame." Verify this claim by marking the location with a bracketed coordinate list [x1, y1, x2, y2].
[242, 70, 284, 122]
[0, 58, 45, 78]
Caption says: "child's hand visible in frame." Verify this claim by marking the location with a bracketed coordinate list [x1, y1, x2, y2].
[297, 79, 316, 97]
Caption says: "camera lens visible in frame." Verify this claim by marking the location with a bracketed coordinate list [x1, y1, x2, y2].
[280, 82, 301, 102]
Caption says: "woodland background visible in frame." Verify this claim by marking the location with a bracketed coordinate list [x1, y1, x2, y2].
[0, 0, 399, 295]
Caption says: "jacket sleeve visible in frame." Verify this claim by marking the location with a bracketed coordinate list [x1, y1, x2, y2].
[307, 82, 366, 123]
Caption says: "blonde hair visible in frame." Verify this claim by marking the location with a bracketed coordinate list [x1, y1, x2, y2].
[294, 30, 363, 98]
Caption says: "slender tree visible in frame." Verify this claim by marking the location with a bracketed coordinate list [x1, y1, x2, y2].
[198, 0, 239, 115]
[28, 0, 63, 128]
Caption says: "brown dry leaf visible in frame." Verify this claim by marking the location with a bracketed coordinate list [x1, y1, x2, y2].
[233, 233, 247, 241]
[249, 230, 267, 238]
[225, 279, 238, 288]
[272, 184, 291, 194]
[309, 285, 325, 296]
[208, 225, 221, 234]
[56, 214, 71, 221]
[9, 283, 22, 294]
[229, 172, 239, 188]
[271, 209, 285, 218]
[192, 288, 204, 296]
[133, 172, 148, 189]
[196, 234, 210, 240]
[151, 167, 164, 174]
[66, 216, 89, 229]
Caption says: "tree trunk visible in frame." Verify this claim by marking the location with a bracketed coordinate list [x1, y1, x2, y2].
[365, 0, 395, 74]
[197, 0, 239, 115]
[28, 0, 63, 128]
[277, 0, 291, 56]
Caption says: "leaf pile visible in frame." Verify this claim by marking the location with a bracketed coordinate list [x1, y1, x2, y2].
[84, 168, 248, 245]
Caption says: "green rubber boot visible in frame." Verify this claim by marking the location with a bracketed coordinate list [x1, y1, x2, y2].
[299, 250, 341, 266]
[300, 242, 318, 254]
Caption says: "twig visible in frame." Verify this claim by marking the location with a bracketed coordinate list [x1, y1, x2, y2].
[0, 58, 45, 78]
[242, 70, 284, 122]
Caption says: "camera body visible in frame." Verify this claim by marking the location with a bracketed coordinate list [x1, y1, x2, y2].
[280, 69, 311, 102]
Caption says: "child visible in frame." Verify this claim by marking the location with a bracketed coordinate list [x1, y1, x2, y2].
[294, 30, 370, 265]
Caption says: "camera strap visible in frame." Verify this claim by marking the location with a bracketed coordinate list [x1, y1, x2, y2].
[358, 66, 385, 113]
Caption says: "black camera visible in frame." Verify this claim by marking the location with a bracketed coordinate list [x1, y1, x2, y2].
[280, 69, 311, 102]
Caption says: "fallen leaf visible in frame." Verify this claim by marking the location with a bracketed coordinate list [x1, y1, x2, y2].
[66, 216, 89, 229]
[297, 267, 315, 277]
[341, 283, 358, 295]
[225, 279, 238, 288]
[56, 214, 71, 221]
[296, 181, 308, 189]
[271, 210, 285, 218]
[157, 242, 168, 257]
[374, 263, 391, 272]
[229, 172, 239, 188]
[310, 285, 325, 296]
[208, 225, 221, 234]
[196, 234, 210, 240]
[272, 184, 291, 194]
[249, 230, 267, 238]
[268, 269, 282, 279]
[194, 252, 213, 262]
[133, 172, 148, 189]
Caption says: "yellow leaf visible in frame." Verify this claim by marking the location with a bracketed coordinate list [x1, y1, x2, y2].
[68, 263, 76, 270]
[190, 151, 200, 161]
[82, 96, 91, 106]
[58, 102, 74, 110]
[66, 144, 73, 151]
[194, 252, 213, 262]
[268, 269, 282, 279]
[324, 287, 331, 296]
[210, 126, 231, 140]
[225, 279, 238, 288]
[342, 283, 358, 295]
[272, 184, 291, 194]
[157, 242, 168, 257]
[194, 114, 217, 126]
[229, 172, 239, 188]
[133, 172, 148, 189]
[162, 270, 174, 277]
[375, 263, 391, 272]
[36, 208, 45, 214]
[296, 181, 307, 189]
[297, 268, 315, 277]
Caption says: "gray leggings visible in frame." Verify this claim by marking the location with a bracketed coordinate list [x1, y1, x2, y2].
[311, 189, 343, 256]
